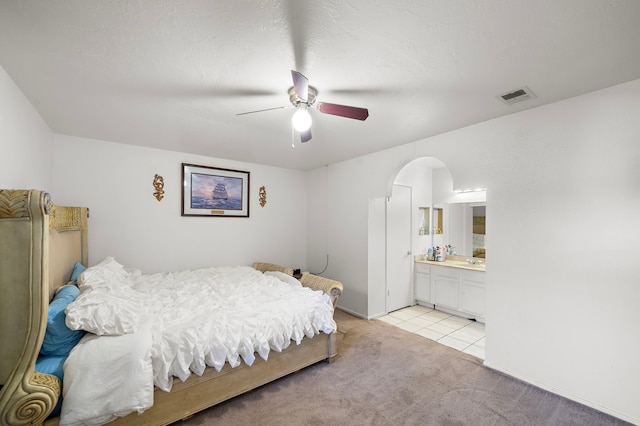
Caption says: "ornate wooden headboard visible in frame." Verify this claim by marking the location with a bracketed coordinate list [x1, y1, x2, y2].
[0, 189, 88, 425]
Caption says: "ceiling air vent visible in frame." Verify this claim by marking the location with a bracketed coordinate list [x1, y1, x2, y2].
[498, 86, 536, 105]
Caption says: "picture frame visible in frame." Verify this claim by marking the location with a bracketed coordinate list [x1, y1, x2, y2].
[181, 163, 250, 217]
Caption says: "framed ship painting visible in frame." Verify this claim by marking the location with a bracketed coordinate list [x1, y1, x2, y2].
[182, 163, 250, 217]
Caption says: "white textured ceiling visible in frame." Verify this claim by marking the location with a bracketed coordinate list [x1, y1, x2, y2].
[2, 1, 640, 170]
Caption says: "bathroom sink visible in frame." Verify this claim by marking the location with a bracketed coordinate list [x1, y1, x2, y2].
[446, 260, 486, 270]
[463, 263, 485, 270]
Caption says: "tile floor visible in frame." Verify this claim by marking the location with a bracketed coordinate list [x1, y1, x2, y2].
[377, 304, 485, 359]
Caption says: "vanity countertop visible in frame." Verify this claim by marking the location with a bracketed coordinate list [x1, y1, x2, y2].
[415, 257, 486, 272]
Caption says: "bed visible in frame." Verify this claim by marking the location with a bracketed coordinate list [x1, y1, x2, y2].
[0, 189, 343, 426]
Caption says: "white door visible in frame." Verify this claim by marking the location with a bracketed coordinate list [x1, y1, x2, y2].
[386, 184, 413, 312]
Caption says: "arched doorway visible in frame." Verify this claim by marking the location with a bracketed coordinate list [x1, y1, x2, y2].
[380, 156, 487, 359]
[384, 156, 448, 313]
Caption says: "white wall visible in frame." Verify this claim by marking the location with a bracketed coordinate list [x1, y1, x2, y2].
[308, 79, 640, 423]
[482, 82, 640, 423]
[366, 197, 386, 317]
[0, 66, 53, 190]
[394, 161, 433, 259]
[52, 135, 309, 273]
[305, 166, 329, 274]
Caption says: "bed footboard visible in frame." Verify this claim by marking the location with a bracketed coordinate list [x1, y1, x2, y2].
[300, 273, 343, 308]
[252, 262, 343, 307]
[252, 262, 294, 276]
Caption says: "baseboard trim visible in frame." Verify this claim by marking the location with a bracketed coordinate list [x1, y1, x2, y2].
[482, 362, 638, 425]
[335, 306, 369, 320]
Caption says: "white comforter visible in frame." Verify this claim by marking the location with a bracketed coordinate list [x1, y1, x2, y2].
[62, 260, 336, 425]
[133, 265, 336, 391]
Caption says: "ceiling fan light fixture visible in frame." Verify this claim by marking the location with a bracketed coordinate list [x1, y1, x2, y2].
[291, 106, 312, 132]
[238, 71, 367, 145]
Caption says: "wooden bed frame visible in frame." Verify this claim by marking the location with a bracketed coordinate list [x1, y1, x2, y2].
[0, 189, 343, 426]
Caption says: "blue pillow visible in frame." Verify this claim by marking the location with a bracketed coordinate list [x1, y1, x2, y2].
[35, 355, 66, 417]
[69, 261, 86, 284]
[35, 355, 66, 381]
[40, 285, 85, 356]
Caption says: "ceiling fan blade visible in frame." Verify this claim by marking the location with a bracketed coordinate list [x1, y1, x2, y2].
[291, 70, 309, 102]
[236, 106, 287, 116]
[317, 102, 369, 121]
[300, 128, 312, 143]
[285, 0, 309, 72]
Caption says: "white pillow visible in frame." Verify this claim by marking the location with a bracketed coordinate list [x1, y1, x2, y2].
[61, 318, 153, 426]
[65, 285, 144, 335]
[77, 257, 130, 291]
[265, 270, 301, 287]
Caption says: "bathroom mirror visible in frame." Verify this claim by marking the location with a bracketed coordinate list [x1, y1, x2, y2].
[418, 206, 430, 235]
[472, 205, 486, 258]
[447, 202, 486, 258]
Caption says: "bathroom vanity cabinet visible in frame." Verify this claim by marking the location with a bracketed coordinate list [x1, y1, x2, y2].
[414, 262, 431, 302]
[414, 261, 485, 323]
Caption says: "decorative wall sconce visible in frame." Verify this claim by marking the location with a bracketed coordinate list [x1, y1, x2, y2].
[153, 174, 165, 201]
[259, 186, 267, 207]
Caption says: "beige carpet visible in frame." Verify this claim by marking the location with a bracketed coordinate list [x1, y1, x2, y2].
[177, 309, 630, 425]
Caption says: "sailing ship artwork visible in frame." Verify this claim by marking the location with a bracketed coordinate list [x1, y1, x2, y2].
[182, 163, 249, 217]
[212, 183, 228, 200]
[190, 173, 243, 210]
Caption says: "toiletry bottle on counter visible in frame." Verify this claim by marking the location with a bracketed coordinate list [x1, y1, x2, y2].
[435, 247, 442, 261]
[427, 247, 433, 261]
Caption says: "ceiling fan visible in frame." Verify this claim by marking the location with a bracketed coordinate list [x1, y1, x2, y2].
[237, 70, 369, 143]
